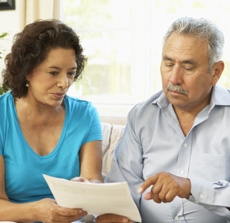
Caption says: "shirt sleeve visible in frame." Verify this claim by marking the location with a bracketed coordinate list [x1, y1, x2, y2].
[105, 108, 144, 207]
[84, 103, 103, 143]
[188, 177, 230, 220]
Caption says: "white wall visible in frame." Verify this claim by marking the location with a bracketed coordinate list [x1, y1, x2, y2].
[0, 2, 21, 74]
[0, 4, 20, 35]
[0, 1, 61, 76]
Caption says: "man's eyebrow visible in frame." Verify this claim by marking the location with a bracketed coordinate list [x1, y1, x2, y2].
[181, 59, 197, 65]
[162, 55, 173, 61]
[162, 56, 197, 65]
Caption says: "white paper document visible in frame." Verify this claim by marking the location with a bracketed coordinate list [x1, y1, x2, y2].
[43, 174, 141, 222]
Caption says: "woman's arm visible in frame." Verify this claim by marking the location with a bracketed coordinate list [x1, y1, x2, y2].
[0, 156, 87, 222]
[79, 140, 103, 182]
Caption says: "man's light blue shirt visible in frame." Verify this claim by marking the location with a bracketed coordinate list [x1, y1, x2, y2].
[106, 85, 230, 223]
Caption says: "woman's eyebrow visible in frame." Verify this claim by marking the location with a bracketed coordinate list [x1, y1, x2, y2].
[48, 66, 77, 70]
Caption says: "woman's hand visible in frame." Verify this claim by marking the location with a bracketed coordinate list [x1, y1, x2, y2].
[95, 214, 133, 223]
[71, 176, 90, 183]
[33, 198, 87, 223]
[71, 176, 102, 183]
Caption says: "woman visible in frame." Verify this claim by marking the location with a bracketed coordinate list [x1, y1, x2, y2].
[0, 19, 103, 222]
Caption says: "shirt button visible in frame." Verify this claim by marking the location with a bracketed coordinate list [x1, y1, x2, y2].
[180, 170, 185, 175]
[200, 193, 205, 199]
[184, 143, 188, 147]
[174, 216, 179, 220]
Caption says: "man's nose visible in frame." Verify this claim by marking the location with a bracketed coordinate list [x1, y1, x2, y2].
[169, 65, 183, 85]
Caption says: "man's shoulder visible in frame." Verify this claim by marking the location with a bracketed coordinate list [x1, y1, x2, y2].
[129, 90, 164, 117]
[212, 85, 230, 106]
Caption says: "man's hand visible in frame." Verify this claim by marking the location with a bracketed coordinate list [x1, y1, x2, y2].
[138, 172, 191, 203]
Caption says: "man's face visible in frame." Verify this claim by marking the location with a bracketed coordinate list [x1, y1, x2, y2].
[160, 32, 216, 112]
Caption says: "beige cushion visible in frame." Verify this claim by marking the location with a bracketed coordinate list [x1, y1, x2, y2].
[101, 123, 125, 177]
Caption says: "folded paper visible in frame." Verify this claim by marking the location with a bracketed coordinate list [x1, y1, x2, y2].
[43, 174, 141, 222]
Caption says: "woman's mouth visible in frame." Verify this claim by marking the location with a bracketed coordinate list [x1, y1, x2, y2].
[52, 93, 65, 99]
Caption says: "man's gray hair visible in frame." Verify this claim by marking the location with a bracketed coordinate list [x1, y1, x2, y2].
[162, 17, 224, 71]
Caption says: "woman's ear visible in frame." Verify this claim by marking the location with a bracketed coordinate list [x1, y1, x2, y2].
[211, 60, 224, 86]
[26, 73, 32, 82]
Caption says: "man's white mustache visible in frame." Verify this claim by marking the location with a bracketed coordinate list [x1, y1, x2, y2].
[167, 84, 188, 96]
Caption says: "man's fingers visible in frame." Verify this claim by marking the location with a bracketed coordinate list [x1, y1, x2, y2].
[140, 172, 191, 204]
[152, 193, 162, 203]
[143, 191, 152, 200]
[138, 174, 158, 193]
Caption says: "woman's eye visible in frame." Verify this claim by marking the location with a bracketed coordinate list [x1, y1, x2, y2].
[49, 71, 58, 76]
[68, 72, 76, 76]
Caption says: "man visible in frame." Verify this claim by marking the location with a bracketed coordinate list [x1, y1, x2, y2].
[96, 17, 230, 223]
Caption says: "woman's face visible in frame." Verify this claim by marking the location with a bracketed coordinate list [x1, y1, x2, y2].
[26, 47, 77, 107]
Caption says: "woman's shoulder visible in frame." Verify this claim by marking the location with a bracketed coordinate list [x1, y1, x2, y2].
[0, 92, 14, 130]
[0, 90, 11, 98]
[0, 91, 13, 106]
[65, 95, 93, 108]
[64, 95, 97, 114]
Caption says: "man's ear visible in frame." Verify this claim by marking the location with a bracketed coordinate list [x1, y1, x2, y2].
[211, 60, 224, 86]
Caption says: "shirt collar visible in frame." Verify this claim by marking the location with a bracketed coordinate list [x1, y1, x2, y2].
[210, 84, 230, 106]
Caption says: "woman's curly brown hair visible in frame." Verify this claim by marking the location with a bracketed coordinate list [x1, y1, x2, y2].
[2, 19, 87, 98]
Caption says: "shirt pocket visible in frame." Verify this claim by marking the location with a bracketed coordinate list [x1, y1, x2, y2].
[198, 154, 230, 181]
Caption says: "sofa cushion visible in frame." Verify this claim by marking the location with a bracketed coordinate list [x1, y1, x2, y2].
[101, 123, 125, 177]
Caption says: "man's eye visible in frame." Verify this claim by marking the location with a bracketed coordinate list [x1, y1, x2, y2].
[184, 67, 193, 71]
[166, 63, 173, 67]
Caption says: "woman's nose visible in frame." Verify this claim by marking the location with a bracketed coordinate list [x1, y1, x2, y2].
[57, 75, 69, 89]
